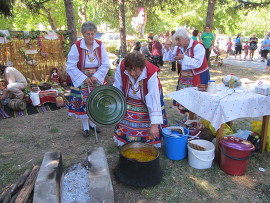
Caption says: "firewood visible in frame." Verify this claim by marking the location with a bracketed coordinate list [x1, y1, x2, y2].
[9, 191, 20, 203]
[0, 184, 13, 202]
[2, 191, 11, 203]
[10, 169, 31, 196]
[25, 191, 33, 203]
[14, 165, 40, 203]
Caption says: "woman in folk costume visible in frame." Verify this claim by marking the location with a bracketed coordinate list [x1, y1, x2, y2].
[163, 27, 210, 114]
[113, 52, 168, 148]
[66, 21, 110, 137]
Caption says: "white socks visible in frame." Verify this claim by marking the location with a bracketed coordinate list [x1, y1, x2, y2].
[89, 120, 96, 128]
[81, 118, 96, 130]
[81, 117, 89, 131]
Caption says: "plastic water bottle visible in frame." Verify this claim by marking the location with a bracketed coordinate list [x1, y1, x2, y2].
[229, 74, 235, 88]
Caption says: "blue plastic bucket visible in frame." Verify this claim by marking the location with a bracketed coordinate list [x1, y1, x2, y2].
[162, 127, 189, 160]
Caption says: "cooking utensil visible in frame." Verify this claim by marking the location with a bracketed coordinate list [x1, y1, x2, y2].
[114, 142, 162, 187]
[86, 85, 127, 127]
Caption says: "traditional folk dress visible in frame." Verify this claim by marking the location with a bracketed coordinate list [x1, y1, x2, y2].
[163, 39, 210, 112]
[113, 61, 168, 148]
[66, 39, 110, 118]
[51, 72, 59, 83]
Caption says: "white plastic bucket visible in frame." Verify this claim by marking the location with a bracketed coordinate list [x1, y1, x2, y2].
[187, 139, 215, 169]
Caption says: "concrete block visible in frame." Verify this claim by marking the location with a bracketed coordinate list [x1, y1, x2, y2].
[88, 147, 114, 203]
[33, 152, 63, 203]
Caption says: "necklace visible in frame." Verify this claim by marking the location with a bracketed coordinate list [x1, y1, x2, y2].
[86, 50, 96, 62]
[129, 80, 142, 94]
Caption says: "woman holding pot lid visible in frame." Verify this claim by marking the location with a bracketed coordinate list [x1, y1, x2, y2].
[113, 52, 168, 148]
[66, 21, 110, 137]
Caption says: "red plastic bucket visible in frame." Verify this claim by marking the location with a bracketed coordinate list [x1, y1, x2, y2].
[219, 136, 255, 176]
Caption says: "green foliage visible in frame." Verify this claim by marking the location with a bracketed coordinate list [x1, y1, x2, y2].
[6, 35, 11, 40]
[106, 45, 118, 55]
[0, 0, 270, 40]
[0, 32, 6, 37]
[11, 31, 41, 39]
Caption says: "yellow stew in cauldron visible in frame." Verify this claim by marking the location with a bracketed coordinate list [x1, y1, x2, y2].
[122, 147, 158, 162]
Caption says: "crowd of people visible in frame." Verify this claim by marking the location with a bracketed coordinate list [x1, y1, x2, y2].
[226, 32, 270, 63]
[1, 21, 269, 148]
[65, 21, 214, 148]
[130, 26, 215, 70]
[224, 32, 270, 72]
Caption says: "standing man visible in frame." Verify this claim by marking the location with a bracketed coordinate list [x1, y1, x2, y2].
[261, 35, 270, 62]
[201, 26, 215, 62]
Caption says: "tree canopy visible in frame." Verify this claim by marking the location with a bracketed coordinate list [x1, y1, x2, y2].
[0, 0, 270, 38]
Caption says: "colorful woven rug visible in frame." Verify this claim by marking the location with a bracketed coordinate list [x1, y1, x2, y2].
[0, 102, 64, 120]
[0, 108, 10, 119]
[37, 104, 51, 113]
[14, 109, 28, 118]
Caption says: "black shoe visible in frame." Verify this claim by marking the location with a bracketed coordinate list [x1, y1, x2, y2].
[83, 130, 89, 137]
[89, 126, 101, 133]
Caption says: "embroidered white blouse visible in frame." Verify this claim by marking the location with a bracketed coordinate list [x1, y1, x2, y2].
[66, 39, 110, 88]
[113, 65, 163, 125]
[163, 38, 206, 71]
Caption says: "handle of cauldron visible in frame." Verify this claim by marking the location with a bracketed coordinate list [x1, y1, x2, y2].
[88, 85, 99, 144]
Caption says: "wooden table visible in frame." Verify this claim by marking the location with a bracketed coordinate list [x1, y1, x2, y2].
[166, 85, 270, 156]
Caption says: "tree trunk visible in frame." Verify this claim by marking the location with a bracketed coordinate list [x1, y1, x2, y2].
[205, 0, 216, 29]
[64, 0, 77, 46]
[119, 0, 127, 57]
[44, 8, 57, 30]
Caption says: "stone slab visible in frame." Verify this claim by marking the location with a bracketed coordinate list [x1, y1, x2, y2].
[33, 152, 63, 203]
[88, 147, 114, 203]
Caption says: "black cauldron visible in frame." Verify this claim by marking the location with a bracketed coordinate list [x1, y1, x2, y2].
[114, 142, 162, 187]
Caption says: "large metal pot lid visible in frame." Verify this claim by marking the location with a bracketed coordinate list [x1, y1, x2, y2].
[86, 85, 127, 127]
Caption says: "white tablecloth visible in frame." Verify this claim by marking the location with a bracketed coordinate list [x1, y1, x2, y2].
[166, 84, 270, 130]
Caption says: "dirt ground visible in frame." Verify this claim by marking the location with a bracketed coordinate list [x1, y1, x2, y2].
[1, 63, 270, 202]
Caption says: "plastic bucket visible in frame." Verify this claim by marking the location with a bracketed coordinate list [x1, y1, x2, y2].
[187, 139, 215, 169]
[219, 136, 255, 176]
[162, 127, 189, 160]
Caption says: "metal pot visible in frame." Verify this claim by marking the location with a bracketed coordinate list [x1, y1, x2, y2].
[114, 142, 162, 187]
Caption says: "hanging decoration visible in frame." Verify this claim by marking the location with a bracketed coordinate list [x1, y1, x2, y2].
[19, 48, 38, 66]
[38, 34, 49, 58]
[131, 8, 146, 36]
[44, 31, 58, 40]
